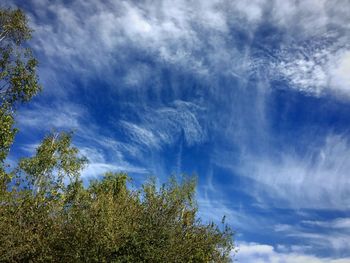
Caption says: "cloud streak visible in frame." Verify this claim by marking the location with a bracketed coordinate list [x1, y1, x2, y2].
[236, 242, 350, 263]
[235, 134, 350, 209]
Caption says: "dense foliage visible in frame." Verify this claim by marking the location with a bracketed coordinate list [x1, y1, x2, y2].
[0, 8, 234, 262]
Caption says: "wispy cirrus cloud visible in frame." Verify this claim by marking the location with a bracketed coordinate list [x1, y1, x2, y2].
[236, 242, 350, 263]
[269, 37, 350, 97]
[272, 217, 350, 255]
[118, 100, 206, 148]
[26, 0, 350, 97]
[302, 218, 350, 230]
[17, 103, 84, 130]
[79, 146, 148, 179]
[234, 134, 350, 209]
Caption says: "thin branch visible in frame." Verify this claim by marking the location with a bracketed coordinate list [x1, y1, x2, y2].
[35, 133, 59, 195]
[0, 30, 8, 43]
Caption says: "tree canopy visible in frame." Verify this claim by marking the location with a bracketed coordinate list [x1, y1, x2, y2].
[0, 7, 234, 262]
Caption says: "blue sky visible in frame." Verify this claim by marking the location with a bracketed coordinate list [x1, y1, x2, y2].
[4, 0, 350, 262]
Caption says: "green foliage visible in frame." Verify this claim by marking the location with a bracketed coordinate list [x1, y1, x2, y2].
[0, 8, 41, 164]
[1, 164, 234, 262]
[0, 8, 32, 44]
[18, 132, 88, 194]
[0, 7, 235, 263]
[0, 106, 16, 162]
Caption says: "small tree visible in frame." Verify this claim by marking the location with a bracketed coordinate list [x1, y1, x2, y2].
[0, 132, 87, 262]
[0, 8, 41, 178]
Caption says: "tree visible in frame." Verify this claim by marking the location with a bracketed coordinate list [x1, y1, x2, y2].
[0, 132, 87, 262]
[1, 164, 234, 262]
[0, 7, 235, 262]
[0, 8, 41, 167]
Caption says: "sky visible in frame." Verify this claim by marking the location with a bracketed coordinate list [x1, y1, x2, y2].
[3, 0, 350, 262]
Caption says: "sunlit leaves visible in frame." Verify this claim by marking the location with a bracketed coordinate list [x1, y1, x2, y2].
[0, 8, 41, 165]
[18, 132, 87, 195]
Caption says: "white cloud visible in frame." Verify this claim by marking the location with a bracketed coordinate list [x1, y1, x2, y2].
[79, 146, 147, 179]
[272, 0, 328, 36]
[303, 218, 350, 230]
[329, 50, 350, 95]
[234, 0, 267, 23]
[259, 1, 350, 97]
[270, 39, 350, 97]
[271, 219, 350, 254]
[236, 242, 350, 263]
[23, 0, 349, 98]
[19, 143, 40, 155]
[236, 134, 350, 209]
[29, 0, 238, 81]
[119, 100, 206, 148]
[17, 103, 84, 130]
[120, 121, 160, 149]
